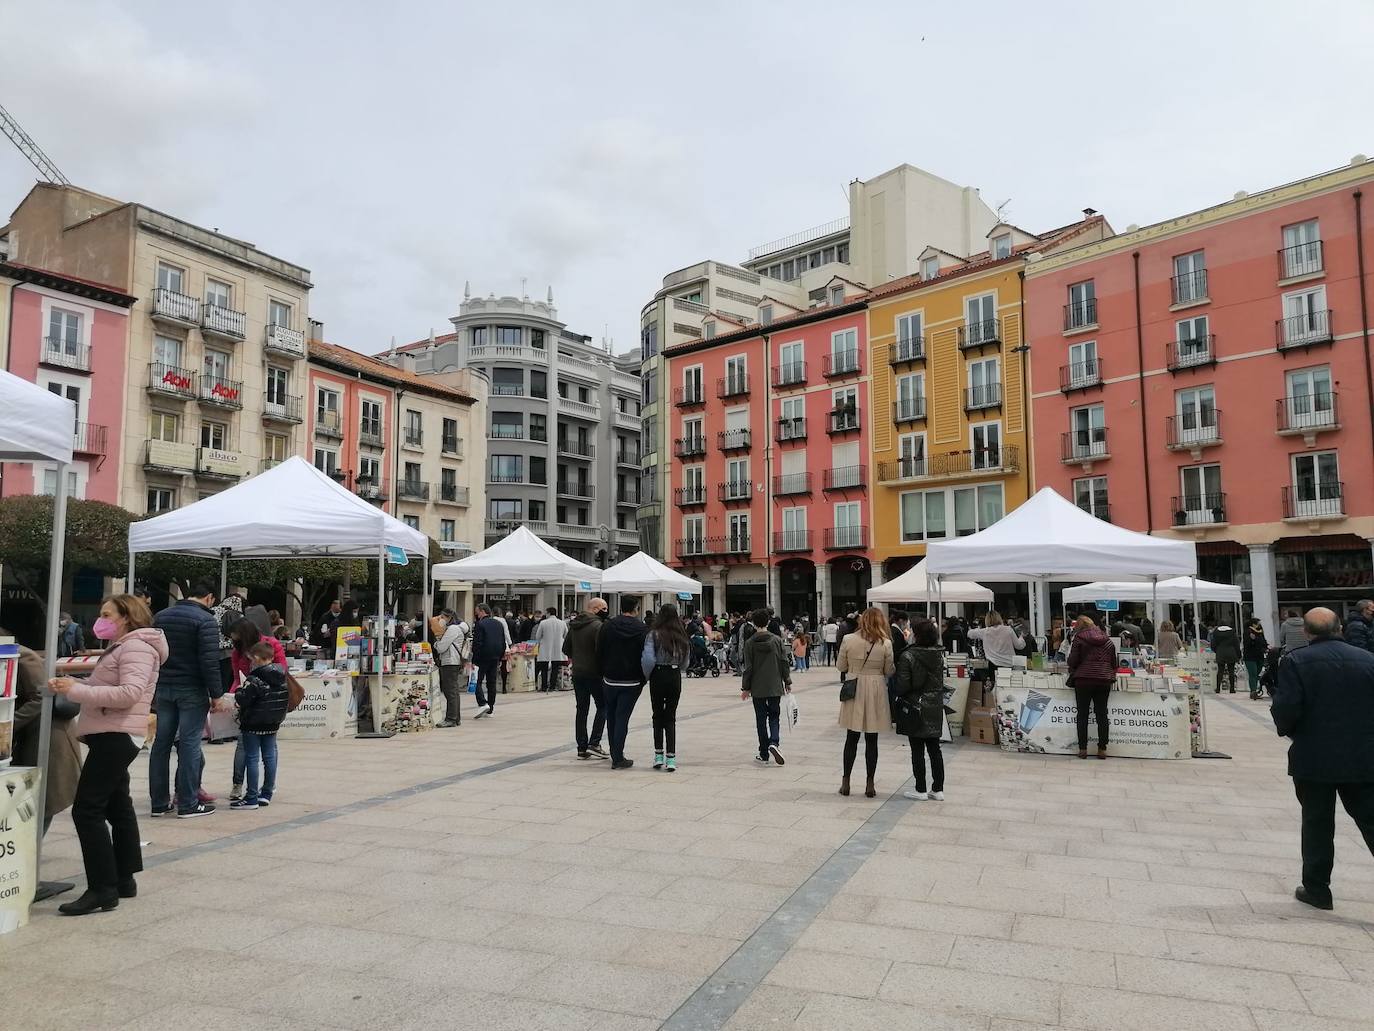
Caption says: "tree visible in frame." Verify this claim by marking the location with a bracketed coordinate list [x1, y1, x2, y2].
[0, 495, 132, 620]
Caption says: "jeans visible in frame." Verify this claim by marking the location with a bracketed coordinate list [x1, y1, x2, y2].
[233, 737, 246, 788]
[908, 736, 944, 792]
[649, 666, 682, 754]
[573, 673, 605, 752]
[753, 696, 780, 756]
[539, 660, 565, 692]
[474, 658, 500, 710]
[793, 655, 808, 671]
[150, 693, 209, 813]
[242, 732, 279, 803]
[1244, 659, 1263, 696]
[438, 664, 463, 723]
[1216, 659, 1238, 692]
[1293, 779, 1374, 898]
[603, 683, 642, 764]
[1074, 683, 1112, 751]
[72, 732, 142, 895]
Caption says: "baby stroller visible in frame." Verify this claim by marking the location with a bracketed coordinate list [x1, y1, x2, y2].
[686, 633, 720, 677]
[709, 637, 730, 674]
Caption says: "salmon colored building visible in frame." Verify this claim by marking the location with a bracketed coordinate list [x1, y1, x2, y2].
[1026, 158, 1374, 638]
[664, 281, 873, 619]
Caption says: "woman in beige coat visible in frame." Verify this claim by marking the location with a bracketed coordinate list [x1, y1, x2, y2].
[836, 607, 895, 798]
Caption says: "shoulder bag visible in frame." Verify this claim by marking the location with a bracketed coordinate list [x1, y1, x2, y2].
[286, 673, 306, 713]
[840, 642, 875, 702]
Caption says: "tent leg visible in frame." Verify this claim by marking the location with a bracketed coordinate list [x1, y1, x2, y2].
[422, 552, 430, 645]
[357, 546, 393, 739]
[1192, 574, 1230, 760]
[219, 548, 229, 600]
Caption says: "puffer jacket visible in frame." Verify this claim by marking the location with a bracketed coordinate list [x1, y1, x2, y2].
[1067, 626, 1117, 685]
[562, 612, 604, 676]
[229, 635, 287, 688]
[153, 598, 225, 701]
[893, 646, 944, 738]
[236, 663, 289, 734]
[65, 627, 167, 738]
[1344, 613, 1374, 654]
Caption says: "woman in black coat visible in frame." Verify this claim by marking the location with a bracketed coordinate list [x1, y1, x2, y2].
[893, 618, 946, 801]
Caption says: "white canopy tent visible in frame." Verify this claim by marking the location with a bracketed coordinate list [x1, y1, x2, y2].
[0, 370, 77, 896]
[867, 558, 993, 605]
[599, 551, 702, 597]
[431, 525, 602, 585]
[1062, 577, 1242, 605]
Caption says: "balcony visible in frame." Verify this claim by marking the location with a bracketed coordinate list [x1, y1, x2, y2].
[441, 434, 464, 456]
[488, 424, 525, 440]
[556, 480, 595, 499]
[1171, 269, 1209, 306]
[1276, 392, 1339, 442]
[351, 474, 387, 503]
[958, 318, 1002, 351]
[890, 337, 925, 366]
[199, 374, 244, 409]
[823, 465, 866, 492]
[1279, 240, 1323, 281]
[773, 530, 812, 553]
[823, 349, 861, 378]
[403, 430, 424, 450]
[718, 534, 751, 556]
[612, 409, 639, 431]
[469, 342, 548, 365]
[674, 435, 707, 459]
[73, 421, 107, 456]
[616, 449, 642, 467]
[616, 490, 641, 507]
[776, 416, 807, 444]
[1282, 481, 1345, 523]
[717, 373, 750, 399]
[1061, 429, 1110, 467]
[262, 394, 303, 424]
[1077, 501, 1112, 523]
[718, 428, 751, 452]
[558, 396, 601, 420]
[487, 469, 526, 484]
[147, 362, 196, 400]
[554, 522, 600, 542]
[151, 286, 198, 325]
[1165, 410, 1223, 456]
[398, 480, 430, 501]
[1063, 299, 1097, 333]
[202, 303, 246, 341]
[1277, 309, 1333, 352]
[675, 537, 708, 560]
[196, 446, 244, 480]
[557, 438, 595, 460]
[674, 485, 707, 508]
[359, 421, 384, 447]
[877, 445, 1021, 483]
[718, 479, 752, 504]
[1172, 493, 1227, 528]
[823, 526, 868, 551]
[490, 383, 526, 397]
[828, 407, 860, 435]
[264, 323, 306, 359]
[315, 410, 343, 439]
[673, 385, 706, 407]
[487, 518, 541, 538]
[1060, 358, 1102, 393]
[1166, 334, 1217, 372]
[144, 438, 197, 473]
[40, 339, 91, 372]
[894, 397, 927, 424]
[964, 383, 1002, 412]
[772, 361, 807, 388]
[773, 472, 812, 496]
[438, 483, 470, 505]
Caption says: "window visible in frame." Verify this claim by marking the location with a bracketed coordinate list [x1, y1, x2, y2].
[977, 484, 1004, 529]
[531, 329, 546, 350]
[268, 299, 292, 327]
[153, 335, 182, 368]
[683, 515, 705, 552]
[489, 455, 523, 482]
[1282, 219, 1322, 278]
[316, 387, 340, 421]
[832, 387, 858, 430]
[203, 350, 231, 386]
[200, 420, 228, 450]
[156, 263, 184, 293]
[41, 466, 78, 498]
[780, 507, 807, 550]
[726, 458, 749, 498]
[492, 368, 524, 396]
[441, 466, 457, 494]
[965, 293, 997, 342]
[266, 367, 289, 406]
[900, 490, 946, 542]
[530, 370, 548, 399]
[1178, 464, 1223, 524]
[471, 326, 488, 347]
[204, 279, 232, 308]
[901, 485, 999, 542]
[968, 357, 999, 407]
[830, 328, 858, 373]
[1173, 251, 1207, 303]
[683, 416, 703, 444]
[683, 365, 703, 401]
[1069, 404, 1107, 459]
[778, 341, 803, 383]
[1074, 476, 1109, 519]
[642, 367, 657, 406]
[47, 308, 82, 358]
[896, 372, 923, 420]
[265, 433, 288, 463]
[578, 385, 591, 404]
[1066, 340, 1098, 385]
[759, 304, 773, 325]
[829, 285, 845, 306]
[1176, 386, 1218, 443]
[148, 411, 180, 442]
[1291, 451, 1341, 517]
[402, 461, 423, 490]
[491, 412, 522, 438]
[992, 234, 1012, 260]
[489, 498, 522, 521]
[833, 502, 861, 547]
[440, 519, 456, 541]
[898, 432, 925, 477]
[1176, 315, 1211, 364]
[405, 409, 423, 445]
[971, 422, 1001, 469]
[725, 355, 747, 394]
[1281, 286, 1329, 344]
[495, 326, 522, 345]
[403, 514, 421, 530]
[360, 399, 382, 439]
[922, 256, 939, 280]
[780, 395, 804, 431]
[529, 500, 545, 521]
[313, 447, 338, 475]
[1285, 366, 1335, 428]
[1066, 281, 1095, 328]
[530, 455, 547, 485]
[529, 413, 546, 441]
[896, 313, 923, 359]
[684, 464, 704, 498]
[703, 321, 716, 339]
[728, 512, 749, 552]
[358, 456, 381, 484]
[953, 488, 978, 537]
[147, 487, 176, 513]
[442, 417, 459, 451]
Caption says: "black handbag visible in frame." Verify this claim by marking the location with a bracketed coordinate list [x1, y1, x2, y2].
[50, 694, 81, 721]
[840, 643, 874, 702]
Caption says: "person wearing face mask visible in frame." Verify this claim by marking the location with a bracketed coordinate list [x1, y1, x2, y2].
[48, 594, 167, 915]
[430, 609, 471, 727]
[563, 597, 609, 759]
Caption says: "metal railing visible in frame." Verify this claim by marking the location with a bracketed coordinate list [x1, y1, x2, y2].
[616, 490, 640, 506]
[557, 438, 595, 458]
[1166, 410, 1222, 449]
[72, 421, 107, 455]
[673, 385, 705, 407]
[315, 409, 342, 437]
[878, 446, 1021, 480]
[823, 349, 861, 377]
[773, 472, 812, 496]
[720, 534, 751, 555]
[148, 362, 196, 397]
[717, 428, 751, 451]
[152, 286, 198, 323]
[403, 430, 424, 448]
[773, 529, 812, 552]
[490, 383, 526, 396]
[202, 303, 246, 339]
[1279, 240, 1323, 279]
[353, 476, 388, 502]
[823, 465, 866, 491]
[1282, 481, 1344, 519]
[674, 435, 707, 458]
[359, 421, 384, 446]
[718, 479, 752, 503]
[675, 537, 707, 558]
[958, 318, 1002, 349]
[487, 470, 526, 484]
[823, 526, 867, 550]
[200, 374, 243, 407]
[1061, 429, 1109, 462]
[674, 485, 707, 507]
[891, 337, 925, 365]
[1276, 309, 1333, 350]
[1063, 298, 1097, 330]
[717, 374, 750, 399]
[965, 383, 1001, 411]
[398, 480, 430, 500]
[1171, 493, 1226, 526]
[894, 397, 926, 423]
[41, 339, 90, 371]
[776, 417, 806, 443]
[1276, 392, 1338, 433]
[828, 408, 859, 434]
[772, 361, 806, 387]
[616, 449, 642, 465]
[1060, 358, 1102, 392]
[747, 215, 850, 260]
[1076, 501, 1111, 523]
[1172, 269, 1209, 304]
[439, 484, 469, 505]
[556, 480, 595, 499]
[488, 424, 525, 439]
[1166, 334, 1216, 371]
[263, 394, 303, 422]
[441, 434, 463, 456]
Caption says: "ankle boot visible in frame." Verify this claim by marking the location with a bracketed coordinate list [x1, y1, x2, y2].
[1096, 747, 1108, 760]
[118, 877, 137, 898]
[865, 777, 876, 798]
[839, 775, 851, 796]
[1078, 748, 1089, 759]
[58, 889, 118, 916]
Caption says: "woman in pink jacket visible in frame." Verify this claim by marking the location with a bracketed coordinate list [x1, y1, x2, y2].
[49, 594, 167, 915]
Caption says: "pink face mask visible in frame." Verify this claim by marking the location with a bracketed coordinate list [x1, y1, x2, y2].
[92, 616, 121, 641]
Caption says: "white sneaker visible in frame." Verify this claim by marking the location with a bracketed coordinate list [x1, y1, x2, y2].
[903, 790, 929, 801]
[486, 706, 494, 717]
[930, 790, 945, 801]
[474, 707, 488, 720]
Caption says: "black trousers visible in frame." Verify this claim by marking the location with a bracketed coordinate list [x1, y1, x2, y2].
[474, 659, 500, 710]
[603, 683, 642, 763]
[843, 730, 878, 779]
[1293, 779, 1374, 898]
[72, 732, 143, 895]
[572, 673, 605, 751]
[649, 666, 682, 754]
[538, 660, 564, 692]
[437, 664, 463, 723]
[1074, 683, 1112, 751]
[908, 736, 944, 792]
[1216, 659, 1238, 693]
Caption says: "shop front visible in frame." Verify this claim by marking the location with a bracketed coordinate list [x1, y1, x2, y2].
[828, 556, 871, 617]
[778, 559, 816, 623]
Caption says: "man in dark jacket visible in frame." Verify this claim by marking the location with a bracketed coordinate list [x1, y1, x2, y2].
[1273, 607, 1374, 911]
[151, 583, 224, 817]
[741, 608, 790, 765]
[1209, 624, 1241, 693]
[1344, 600, 1374, 654]
[596, 595, 648, 769]
[563, 598, 609, 759]
[318, 598, 343, 657]
[470, 603, 509, 718]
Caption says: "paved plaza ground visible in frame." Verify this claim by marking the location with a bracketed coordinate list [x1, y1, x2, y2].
[7, 664, 1374, 1030]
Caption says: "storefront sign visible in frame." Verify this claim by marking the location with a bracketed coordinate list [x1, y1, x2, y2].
[146, 439, 197, 470]
[993, 683, 1191, 760]
[1095, 599, 1120, 612]
[0, 767, 39, 934]
[197, 447, 242, 476]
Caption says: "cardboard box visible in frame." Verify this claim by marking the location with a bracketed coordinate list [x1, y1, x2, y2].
[966, 706, 997, 744]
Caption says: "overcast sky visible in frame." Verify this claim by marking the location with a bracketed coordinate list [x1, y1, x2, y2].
[3, 0, 1372, 357]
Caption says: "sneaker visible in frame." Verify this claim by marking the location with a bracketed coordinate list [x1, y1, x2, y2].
[930, 790, 945, 801]
[611, 758, 635, 770]
[150, 804, 175, 818]
[769, 745, 785, 766]
[754, 753, 770, 765]
[485, 706, 495, 717]
[903, 790, 929, 801]
[474, 707, 489, 720]
[653, 752, 665, 769]
[577, 750, 592, 760]
[586, 744, 609, 760]
[230, 798, 259, 810]
[229, 786, 243, 803]
[177, 802, 216, 818]
[257, 797, 271, 808]
[665, 756, 677, 772]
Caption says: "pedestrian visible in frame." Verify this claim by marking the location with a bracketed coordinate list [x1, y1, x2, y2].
[211, 591, 245, 695]
[597, 594, 649, 769]
[1279, 608, 1307, 654]
[1209, 623, 1240, 693]
[1067, 614, 1117, 759]
[1243, 618, 1269, 699]
[318, 598, 344, 657]
[821, 617, 838, 665]
[227, 619, 287, 802]
[8, 635, 80, 834]
[1140, 615, 1156, 646]
[518, 610, 537, 644]
[48, 594, 165, 914]
[942, 616, 968, 655]
[835, 611, 856, 659]
[57, 611, 85, 657]
[966, 611, 1024, 689]
[791, 628, 810, 671]
[837, 607, 895, 798]
[641, 602, 689, 771]
[470, 603, 509, 718]
[431, 608, 470, 726]
[534, 606, 568, 692]
[893, 617, 946, 801]
[230, 641, 289, 810]
[563, 597, 609, 759]
[741, 607, 790, 766]
[150, 583, 224, 818]
[1344, 599, 1374, 654]
[1156, 620, 1182, 660]
[1272, 607, 1374, 911]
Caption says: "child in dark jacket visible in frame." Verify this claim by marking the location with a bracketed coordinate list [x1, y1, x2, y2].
[232, 642, 288, 810]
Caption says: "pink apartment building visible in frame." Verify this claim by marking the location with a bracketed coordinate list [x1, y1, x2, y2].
[1026, 158, 1374, 637]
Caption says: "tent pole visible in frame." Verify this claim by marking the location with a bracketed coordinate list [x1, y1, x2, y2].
[422, 551, 430, 646]
[219, 548, 229, 600]
[127, 552, 135, 595]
